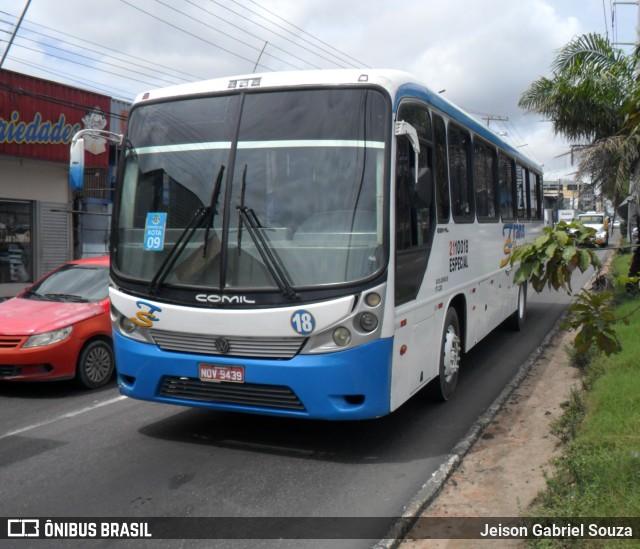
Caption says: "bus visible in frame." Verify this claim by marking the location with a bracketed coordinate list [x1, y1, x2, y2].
[73, 69, 544, 420]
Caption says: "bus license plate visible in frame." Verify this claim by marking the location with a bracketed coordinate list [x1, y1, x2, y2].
[199, 363, 245, 383]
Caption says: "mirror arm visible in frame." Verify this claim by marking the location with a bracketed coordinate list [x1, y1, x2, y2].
[394, 120, 421, 185]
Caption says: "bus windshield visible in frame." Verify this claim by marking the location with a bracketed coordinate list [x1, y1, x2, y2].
[113, 88, 389, 298]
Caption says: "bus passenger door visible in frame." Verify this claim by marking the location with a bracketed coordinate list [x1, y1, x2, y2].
[391, 106, 437, 410]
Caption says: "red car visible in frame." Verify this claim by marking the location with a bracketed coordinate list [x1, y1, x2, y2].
[0, 256, 114, 389]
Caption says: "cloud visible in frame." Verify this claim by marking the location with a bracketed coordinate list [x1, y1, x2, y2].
[0, 0, 617, 177]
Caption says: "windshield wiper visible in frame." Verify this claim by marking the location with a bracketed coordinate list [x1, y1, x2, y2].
[236, 203, 297, 301]
[44, 293, 88, 302]
[147, 165, 225, 295]
[23, 290, 43, 300]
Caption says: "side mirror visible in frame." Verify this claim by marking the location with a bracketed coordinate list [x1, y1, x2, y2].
[69, 138, 85, 192]
[394, 121, 420, 185]
[69, 129, 123, 192]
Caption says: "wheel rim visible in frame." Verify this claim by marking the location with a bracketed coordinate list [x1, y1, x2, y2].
[443, 326, 461, 382]
[84, 345, 112, 383]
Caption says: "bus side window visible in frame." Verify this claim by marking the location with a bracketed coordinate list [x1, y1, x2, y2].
[394, 103, 435, 305]
[498, 154, 516, 221]
[516, 164, 529, 220]
[448, 124, 473, 222]
[433, 114, 450, 223]
[528, 170, 542, 220]
[473, 141, 498, 221]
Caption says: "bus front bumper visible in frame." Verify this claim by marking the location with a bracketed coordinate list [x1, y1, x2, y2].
[114, 332, 393, 420]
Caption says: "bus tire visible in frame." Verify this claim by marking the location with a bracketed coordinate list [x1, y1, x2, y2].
[506, 283, 527, 331]
[430, 307, 461, 402]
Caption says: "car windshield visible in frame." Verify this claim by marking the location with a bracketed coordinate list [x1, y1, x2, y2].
[579, 215, 604, 224]
[113, 87, 389, 296]
[25, 264, 109, 302]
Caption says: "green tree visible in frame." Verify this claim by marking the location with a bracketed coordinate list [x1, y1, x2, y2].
[519, 34, 640, 252]
[516, 33, 640, 354]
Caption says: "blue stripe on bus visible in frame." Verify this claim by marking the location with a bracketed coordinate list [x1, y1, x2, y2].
[114, 332, 394, 420]
[394, 82, 542, 170]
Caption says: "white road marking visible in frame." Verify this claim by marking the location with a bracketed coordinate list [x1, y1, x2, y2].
[0, 395, 127, 440]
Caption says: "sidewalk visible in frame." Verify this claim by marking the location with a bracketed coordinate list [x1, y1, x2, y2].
[397, 327, 579, 548]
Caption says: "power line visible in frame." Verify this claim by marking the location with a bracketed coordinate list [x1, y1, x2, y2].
[118, 0, 278, 72]
[199, 0, 351, 69]
[1, 0, 369, 100]
[237, 0, 369, 68]
[1, 79, 129, 120]
[4, 39, 173, 89]
[0, 10, 206, 81]
[6, 55, 138, 100]
[1, 29, 186, 87]
[0, 0, 31, 69]
[181, 0, 326, 69]
[0, 16, 192, 84]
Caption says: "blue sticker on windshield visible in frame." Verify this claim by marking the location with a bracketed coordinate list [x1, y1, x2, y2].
[144, 212, 167, 251]
[291, 310, 315, 335]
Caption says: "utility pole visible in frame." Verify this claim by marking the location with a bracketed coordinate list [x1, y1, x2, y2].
[482, 115, 509, 128]
[0, 0, 32, 69]
[253, 42, 268, 73]
[628, 1, 640, 242]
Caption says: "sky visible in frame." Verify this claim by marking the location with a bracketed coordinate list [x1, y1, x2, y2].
[1, 0, 638, 181]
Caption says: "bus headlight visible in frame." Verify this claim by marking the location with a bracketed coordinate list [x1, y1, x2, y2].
[120, 317, 138, 334]
[358, 312, 379, 332]
[365, 292, 381, 307]
[333, 327, 352, 347]
[111, 305, 154, 344]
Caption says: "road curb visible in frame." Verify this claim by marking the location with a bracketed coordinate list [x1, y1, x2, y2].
[375, 258, 609, 548]
[374, 309, 567, 549]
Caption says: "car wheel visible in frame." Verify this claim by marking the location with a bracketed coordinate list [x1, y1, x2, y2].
[429, 307, 461, 402]
[75, 339, 114, 389]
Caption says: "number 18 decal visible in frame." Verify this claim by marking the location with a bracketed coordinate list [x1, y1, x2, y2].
[291, 310, 315, 335]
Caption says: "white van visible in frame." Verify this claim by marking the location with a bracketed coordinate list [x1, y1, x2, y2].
[577, 212, 609, 247]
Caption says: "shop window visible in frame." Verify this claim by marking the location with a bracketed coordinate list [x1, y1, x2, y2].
[0, 201, 33, 283]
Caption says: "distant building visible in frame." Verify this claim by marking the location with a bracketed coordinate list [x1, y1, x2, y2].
[0, 69, 130, 299]
[543, 179, 595, 216]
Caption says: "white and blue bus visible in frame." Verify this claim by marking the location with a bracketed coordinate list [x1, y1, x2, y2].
[77, 69, 544, 420]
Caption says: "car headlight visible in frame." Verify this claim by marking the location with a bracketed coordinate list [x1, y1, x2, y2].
[23, 326, 73, 348]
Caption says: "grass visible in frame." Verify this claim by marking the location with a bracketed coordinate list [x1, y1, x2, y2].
[526, 250, 640, 547]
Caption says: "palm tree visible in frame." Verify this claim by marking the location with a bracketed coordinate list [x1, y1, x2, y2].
[519, 32, 640, 276]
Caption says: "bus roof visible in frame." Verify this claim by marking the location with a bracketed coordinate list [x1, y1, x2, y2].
[134, 68, 541, 172]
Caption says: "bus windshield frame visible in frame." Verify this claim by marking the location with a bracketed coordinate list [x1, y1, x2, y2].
[111, 86, 391, 305]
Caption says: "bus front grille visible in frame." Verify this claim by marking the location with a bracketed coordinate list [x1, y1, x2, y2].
[149, 329, 305, 359]
[159, 377, 306, 411]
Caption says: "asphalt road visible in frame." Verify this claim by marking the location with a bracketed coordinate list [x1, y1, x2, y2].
[0, 266, 596, 549]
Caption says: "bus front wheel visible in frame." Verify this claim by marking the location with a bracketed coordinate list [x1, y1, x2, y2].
[430, 307, 461, 402]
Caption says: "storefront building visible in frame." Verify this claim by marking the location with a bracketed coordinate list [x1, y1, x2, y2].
[1, 69, 125, 299]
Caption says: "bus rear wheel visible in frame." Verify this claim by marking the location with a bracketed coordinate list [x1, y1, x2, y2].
[430, 307, 461, 402]
[506, 283, 527, 331]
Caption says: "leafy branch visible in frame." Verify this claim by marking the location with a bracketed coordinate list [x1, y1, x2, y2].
[510, 221, 601, 293]
[509, 222, 638, 356]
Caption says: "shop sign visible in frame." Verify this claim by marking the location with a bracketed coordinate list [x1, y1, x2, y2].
[0, 69, 110, 166]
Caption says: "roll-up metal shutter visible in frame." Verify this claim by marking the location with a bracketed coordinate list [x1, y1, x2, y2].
[37, 201, 70, 278]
